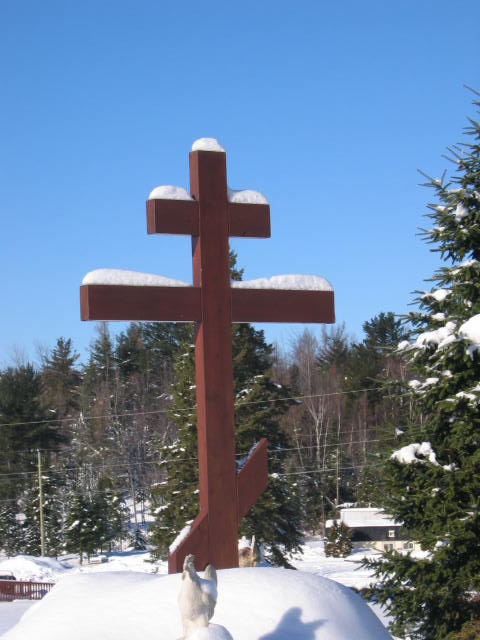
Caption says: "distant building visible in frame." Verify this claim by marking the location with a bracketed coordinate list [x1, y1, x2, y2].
[326, 507, 420, 553]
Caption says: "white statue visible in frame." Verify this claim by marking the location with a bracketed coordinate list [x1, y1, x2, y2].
[178, 554, 218, 638]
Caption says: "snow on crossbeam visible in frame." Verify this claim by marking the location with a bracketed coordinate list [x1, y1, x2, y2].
[82, 269, 190, 287]
[80, 271, 335, 324]
[227, 187, 268, 205]
[148, 185, 193, 201]
[82, 270, 332, 292]
[233, 275, 333, 291]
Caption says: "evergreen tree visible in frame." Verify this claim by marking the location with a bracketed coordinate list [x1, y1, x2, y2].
[65, 490, 96, 563]
[324, 519, 353, 558]
[316, 323, 351, 373]
[366, 94, 480, 639]
[233, 324, 302, 566]
[20, 483, 42, 555]
[0, 364, 58, 501]
[41, 337, 81, 420]
[95, 474, 129, 551]
[81, 323, 116, 445]
[0, 501, 21, 556]
[149, 343, 198, 558]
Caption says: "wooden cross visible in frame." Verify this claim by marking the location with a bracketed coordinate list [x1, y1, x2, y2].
[80, 143, 335, 573]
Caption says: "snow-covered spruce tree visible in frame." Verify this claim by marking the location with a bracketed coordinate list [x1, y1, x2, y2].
[150, 253, 303, 566]
[0, 501, 21, 556]
[366, 95, 480, 640]
[324, 519, 353, 558]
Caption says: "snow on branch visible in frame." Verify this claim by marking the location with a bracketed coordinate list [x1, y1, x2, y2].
[421, 289, 451, 302]
[414, 322, 456, 350]
[391, 442, 438, 466]
[459, 314, 480, 353]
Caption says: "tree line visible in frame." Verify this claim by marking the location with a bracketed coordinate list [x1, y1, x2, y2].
[0, 258, 407, 563]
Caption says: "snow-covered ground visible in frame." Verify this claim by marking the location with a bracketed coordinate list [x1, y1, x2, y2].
[0, 540, 391, 639]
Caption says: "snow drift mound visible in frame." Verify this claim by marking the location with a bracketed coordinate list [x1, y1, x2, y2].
[0, 556, 66, 583]
[3, 567, 391, 640]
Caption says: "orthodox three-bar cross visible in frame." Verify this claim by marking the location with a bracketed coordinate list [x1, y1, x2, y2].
[80, 144, 335, 573]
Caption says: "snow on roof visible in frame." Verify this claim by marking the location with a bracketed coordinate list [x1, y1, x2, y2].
[391, 442, 438, 466]
[227, 187, 268, 205]
[147, 185, 193, 201]
[191, 137, 225, 152]
[82, 269, 190, 287]
[232, 275, 333, 291]
[338, 508, 398, 528]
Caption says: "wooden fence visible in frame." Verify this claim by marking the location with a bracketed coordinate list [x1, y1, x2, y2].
[0, 580, 54, 601]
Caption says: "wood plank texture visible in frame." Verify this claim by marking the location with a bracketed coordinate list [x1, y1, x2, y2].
[231, 289, 335, 323]
[80, 284, 201, 321]
[236, 438, 268, 521]
[146, 199, 199, 235]
[228, 203, 271, 238]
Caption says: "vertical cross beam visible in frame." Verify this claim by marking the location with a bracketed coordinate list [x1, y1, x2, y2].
[189, 149, 238, 569]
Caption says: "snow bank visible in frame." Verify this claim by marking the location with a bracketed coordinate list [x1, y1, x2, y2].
[0, 601, 33, 636]
[3, 567, 391, 640]
[0, 556, 66, 583]
[391, 442, 438, 465]
[192, 138, 225, 152]
[190, 625, 233, 640]
[232, 275, 333, 291]
[82, 269, 190, 287]
[148, 185, 193, 201]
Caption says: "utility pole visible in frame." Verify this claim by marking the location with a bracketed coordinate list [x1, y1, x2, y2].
[37, 450, 45, 557]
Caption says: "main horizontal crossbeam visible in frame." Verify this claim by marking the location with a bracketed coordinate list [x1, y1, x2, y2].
[80, 284, 335, 324]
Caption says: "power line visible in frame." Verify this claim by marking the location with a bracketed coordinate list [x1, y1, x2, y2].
[0, 384, 406, 429]
[0, 427, 432, 480]
[0, 426, 423, 459]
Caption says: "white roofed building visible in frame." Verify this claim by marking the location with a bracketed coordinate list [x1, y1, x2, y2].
[326, 507, 419, 553]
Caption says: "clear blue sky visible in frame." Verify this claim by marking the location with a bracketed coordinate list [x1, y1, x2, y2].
[1, 0, 479, 365]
